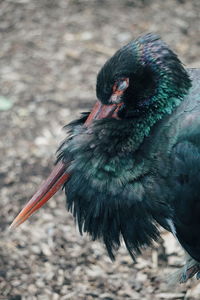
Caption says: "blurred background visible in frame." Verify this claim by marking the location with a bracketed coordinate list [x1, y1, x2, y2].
[0, 0, 200, 299]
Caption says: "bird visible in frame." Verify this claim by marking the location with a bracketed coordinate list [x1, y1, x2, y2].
[10, 33, 200, 283]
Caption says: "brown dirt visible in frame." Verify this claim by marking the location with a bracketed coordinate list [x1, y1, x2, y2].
[0, 0, 200, 299]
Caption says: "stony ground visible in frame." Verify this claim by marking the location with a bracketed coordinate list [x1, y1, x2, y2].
[0, 0, 200, 299]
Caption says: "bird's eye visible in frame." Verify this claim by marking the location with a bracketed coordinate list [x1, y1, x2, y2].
[118, 79, 129, 91]
[113, 78, 129, 93]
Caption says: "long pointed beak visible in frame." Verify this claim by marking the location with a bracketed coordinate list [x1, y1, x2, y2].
[10, 101, 122, 229]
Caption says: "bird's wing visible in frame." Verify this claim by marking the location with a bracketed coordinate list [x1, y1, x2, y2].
[169, 69, 200, 262]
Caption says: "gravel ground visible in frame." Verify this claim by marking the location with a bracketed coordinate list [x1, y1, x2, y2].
[0, 0, 200, 299]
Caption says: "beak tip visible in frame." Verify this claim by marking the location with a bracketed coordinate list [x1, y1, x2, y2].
[9, 216, 21, 230]
[9, 221, 17, 230]
[9, 161, 69, 229]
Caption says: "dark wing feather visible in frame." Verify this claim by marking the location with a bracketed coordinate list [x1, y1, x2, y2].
[171, 128, 200, 261]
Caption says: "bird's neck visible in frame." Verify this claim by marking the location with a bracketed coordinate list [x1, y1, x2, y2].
[120, 77, 191, 154]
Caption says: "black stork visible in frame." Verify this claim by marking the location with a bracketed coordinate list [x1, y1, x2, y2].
[10, 33, 200, 283]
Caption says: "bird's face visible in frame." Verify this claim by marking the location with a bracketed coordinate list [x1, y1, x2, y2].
[96, 45, 135, 109]
[95, 42, 158, 120]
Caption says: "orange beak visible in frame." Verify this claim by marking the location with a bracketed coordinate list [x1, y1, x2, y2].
[10, 101, 122, 229]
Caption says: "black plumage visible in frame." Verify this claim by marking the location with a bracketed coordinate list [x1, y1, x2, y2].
[58, 34, 200, 282]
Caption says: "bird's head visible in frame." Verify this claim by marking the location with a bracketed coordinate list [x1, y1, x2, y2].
[96, 33, 190, 119]
[10, 34, 191, 229]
